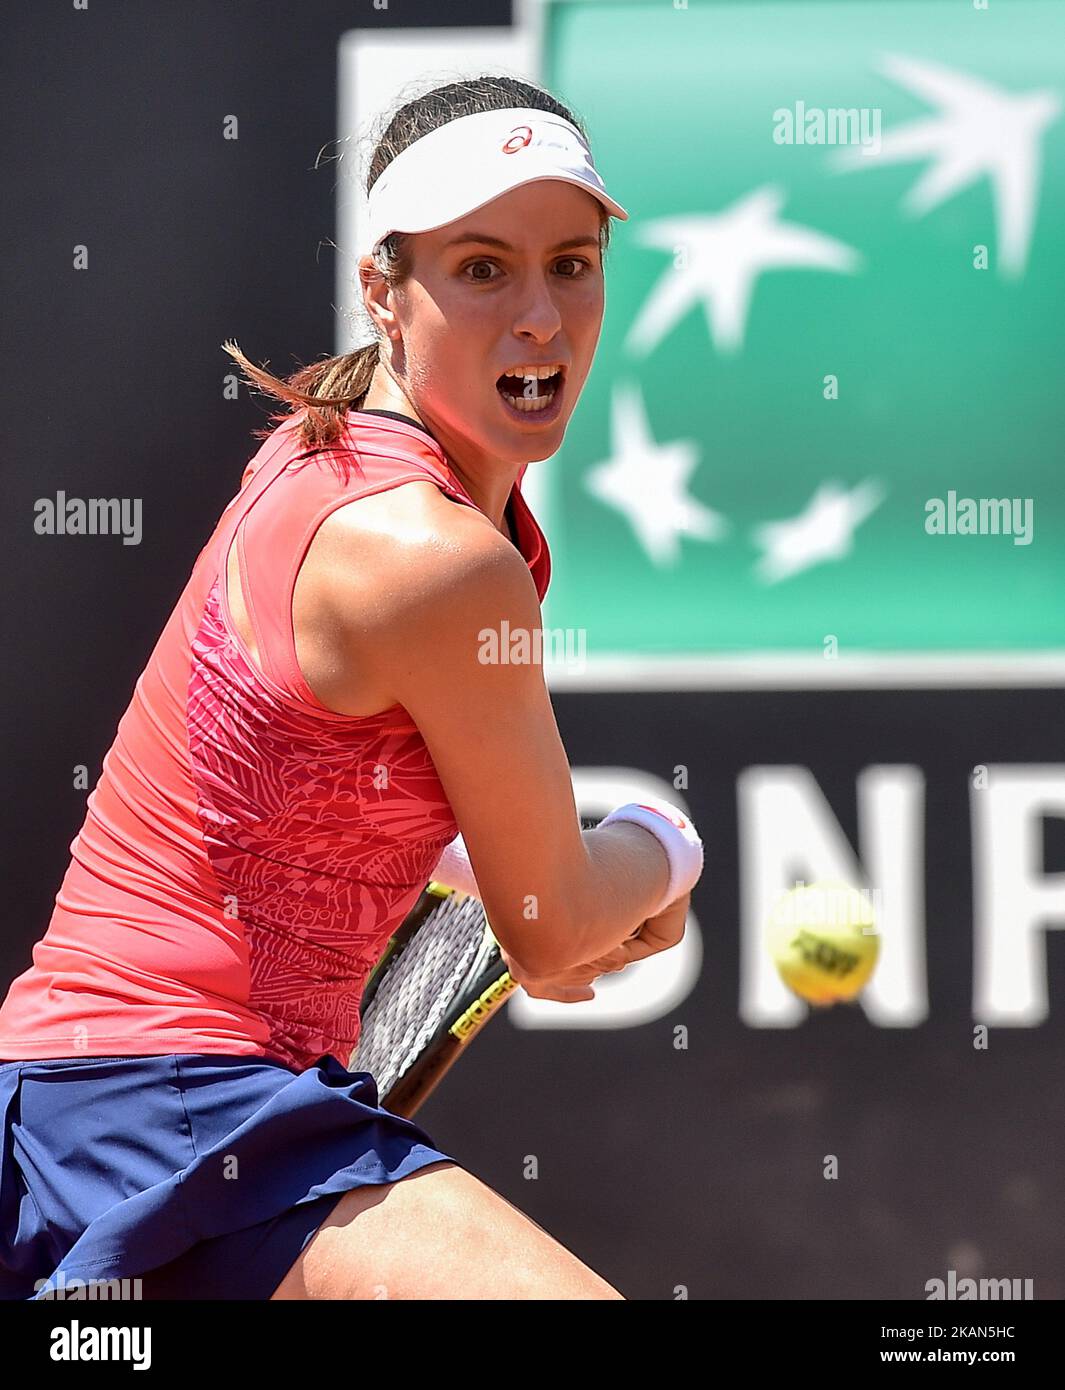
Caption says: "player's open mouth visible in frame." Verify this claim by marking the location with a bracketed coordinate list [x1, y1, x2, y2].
[495, 364, 566, 423]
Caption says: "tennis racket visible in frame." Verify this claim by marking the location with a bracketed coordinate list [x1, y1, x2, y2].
[351, 817, 614, 1118]
[349, 881, 513, 1118]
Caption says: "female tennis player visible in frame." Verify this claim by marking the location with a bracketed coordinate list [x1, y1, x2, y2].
[0, 74, 703, 1301]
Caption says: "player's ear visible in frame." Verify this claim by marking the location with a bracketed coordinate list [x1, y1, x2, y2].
[358, 256, 401, 344]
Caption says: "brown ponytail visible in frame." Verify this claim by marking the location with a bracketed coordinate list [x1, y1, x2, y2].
[221, 339, 381, 452]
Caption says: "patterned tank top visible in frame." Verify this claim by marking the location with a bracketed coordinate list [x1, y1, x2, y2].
[0, 409, 550, 1071]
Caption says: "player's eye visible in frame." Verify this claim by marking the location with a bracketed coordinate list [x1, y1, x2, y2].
[463, 260, 499, 283]
[462, 257, 594, 283]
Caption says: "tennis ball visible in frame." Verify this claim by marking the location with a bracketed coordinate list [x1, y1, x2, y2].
[767, 880, 879, 1006]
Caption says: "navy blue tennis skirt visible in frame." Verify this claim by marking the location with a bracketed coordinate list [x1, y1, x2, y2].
[0, 1052, 457, 1300]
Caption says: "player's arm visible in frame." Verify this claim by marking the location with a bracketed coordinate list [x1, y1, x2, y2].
[322, 496, 673, 978]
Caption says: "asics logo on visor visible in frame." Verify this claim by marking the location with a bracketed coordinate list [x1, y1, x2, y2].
[502, 125, 533, 154]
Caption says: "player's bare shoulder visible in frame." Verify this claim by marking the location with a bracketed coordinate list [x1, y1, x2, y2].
[314, 478, 526, 612]
[293, 478, 536, 716]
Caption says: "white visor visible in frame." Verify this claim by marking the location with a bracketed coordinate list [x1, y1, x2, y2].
[357, 106, 628, 259]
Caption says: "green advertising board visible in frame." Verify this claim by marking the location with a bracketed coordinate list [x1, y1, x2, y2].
[538, 0, 1065, 681]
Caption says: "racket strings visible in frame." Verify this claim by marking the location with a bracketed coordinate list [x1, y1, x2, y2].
[353, 892, 489, 1094]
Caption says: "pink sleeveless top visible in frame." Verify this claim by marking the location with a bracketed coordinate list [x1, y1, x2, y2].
[0, 410, 551, 1071]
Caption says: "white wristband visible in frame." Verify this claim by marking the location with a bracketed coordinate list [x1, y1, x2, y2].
[597, 798, 703, 917]
[430, 833, 481, 898]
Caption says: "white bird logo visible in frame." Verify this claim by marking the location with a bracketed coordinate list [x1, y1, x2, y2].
[833, 53, 1062, 278]
[753, 481, 886, 585]
[624, 187, 863, 356]
[584, 383, 728, 567]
